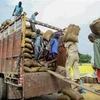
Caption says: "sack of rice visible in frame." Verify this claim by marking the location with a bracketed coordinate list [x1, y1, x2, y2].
[32, 60, 42, 67]
[85, 76, 89, 83]
[64, 33, 78, 42]
[88, 77, 93, 83]
[6, 19, 12, 25]
[25, 30, 33, 37]
[90, 18, 100, 36]
[24, 43, 33, 50]
[66, 24, 80, 36]
[24, 53, 32, 58]
[62, 88, 84, 100]
[24, 59, 33, 67]
[26, 24, 31, 29]
[24, 67, 31, 72]
[31, 67, 40, 72]
[57, 95, 71, 100]
[23, 48, 31, 53]
[2, 21, 7, 27]
[43, 30, 54, 41]
[93, 78, 98, 83]
[39, 67, 46, 72]
[25, 38, 32, 44]
[56, 66, 65, 72]
[80, 77, 85, 83]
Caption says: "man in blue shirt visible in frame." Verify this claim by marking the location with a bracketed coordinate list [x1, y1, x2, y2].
[12, 1, 23, 20]
[50, 33, 60, 59]
[30, 12, 38, 32]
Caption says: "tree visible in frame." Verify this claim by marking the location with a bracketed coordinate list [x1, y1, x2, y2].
[79, 53, 92, 63]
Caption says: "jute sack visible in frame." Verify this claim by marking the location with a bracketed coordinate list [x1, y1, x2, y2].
[24, 43, 33, 50]
[64, 33, 78, 42]
[2, 19, 12, 27]
[31, 67, 40, 72]
[25, 30, 33, 37]
[24, 59, 33, 67]
[43, 30, 54, 41]
[88, 77, 93, 83]
[39, 67, 46, 72]
[26, 24, 31, 29]
[80, 77, 85, 83]
[93, 78, 98, 83]
[66, 24, 80, 36]
[32, 61, 42, 67]
[23, 48, 31, 53]
[25, 38, 32, 44]
[24, 53, 32, 58]
[6, 20, 12, 25]
[57, 95, 71, 100]
[24, 67, 31, 72]
[2, 21, 6, 27]
[85, 76, 89, 83]
[90, 18, 100, 36]
[62, 88, 84, 100]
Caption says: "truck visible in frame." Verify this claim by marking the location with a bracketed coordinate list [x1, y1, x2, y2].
[0, 13, 70, 100]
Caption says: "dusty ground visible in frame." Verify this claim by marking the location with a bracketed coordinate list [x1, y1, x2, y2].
[81, 83, 100, 100]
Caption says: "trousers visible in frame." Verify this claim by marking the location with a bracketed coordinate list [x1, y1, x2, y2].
[65, 53, 80, 80]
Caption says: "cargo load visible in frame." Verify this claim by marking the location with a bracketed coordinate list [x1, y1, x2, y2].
[64, 24, 80, 42]
[90, 18, 100, 36]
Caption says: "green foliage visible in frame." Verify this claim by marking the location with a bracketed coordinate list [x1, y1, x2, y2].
[79, 53, 92, 63]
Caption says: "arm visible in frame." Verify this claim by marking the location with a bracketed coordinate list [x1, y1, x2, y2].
[12, 8, 16, 16]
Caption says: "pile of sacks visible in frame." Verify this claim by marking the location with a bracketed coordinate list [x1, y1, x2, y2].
[90, 18, 100, 36]
[23, 26, 55, 73]
[57, 88, 84, 100]
[0, 19, 12, 31]
[64, 24, 80, 42]
[80, 76, 98, 84]
[23, 25, 43, 72]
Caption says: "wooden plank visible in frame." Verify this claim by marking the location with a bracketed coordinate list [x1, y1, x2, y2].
[47, 70, 100, 96]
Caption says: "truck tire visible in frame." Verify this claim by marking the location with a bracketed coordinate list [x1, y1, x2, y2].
[0, 77, 7, 100]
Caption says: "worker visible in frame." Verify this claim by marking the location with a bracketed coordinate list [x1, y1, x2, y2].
[64, 41, 80, 82]
[12, 1, 23, 20]
[34, 29, 44, 61]
[88, 33, 100, 83]
[48, 33, 60, 60]
[30, 12, 38, 32]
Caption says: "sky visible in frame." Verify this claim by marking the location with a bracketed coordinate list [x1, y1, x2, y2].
[0, 0, 100, 62]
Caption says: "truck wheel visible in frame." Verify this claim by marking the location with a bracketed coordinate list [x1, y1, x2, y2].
[0, 77, 7, 100]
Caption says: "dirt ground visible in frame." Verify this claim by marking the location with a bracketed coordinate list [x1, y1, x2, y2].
[81, 83, 100, 100]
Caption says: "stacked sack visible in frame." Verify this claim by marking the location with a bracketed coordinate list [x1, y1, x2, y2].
[80, 76, 98, 84]
[90, 18, 100, 36]
[23, 25, 42, 72]
[57, 88, 84, 100]
[43, 30, 54, 41]
[0, 19, 12, 31]
[23, 25, 52, 72]
[64, 24, 80, 42]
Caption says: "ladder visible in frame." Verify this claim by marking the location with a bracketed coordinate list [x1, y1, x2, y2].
[26, 18, 65, 32]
